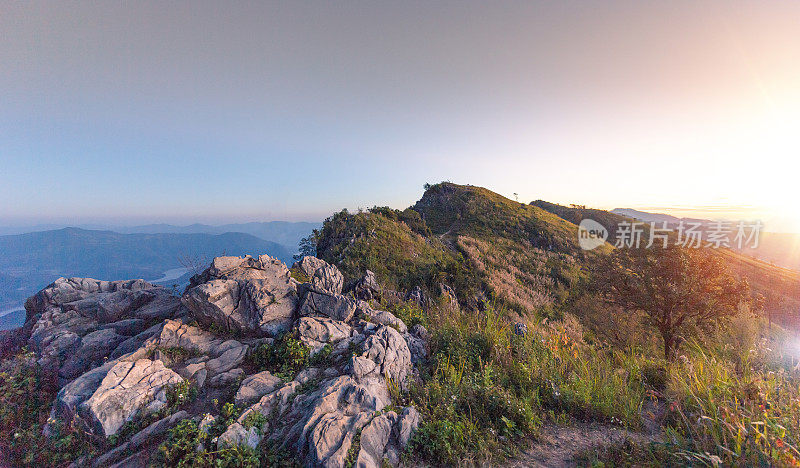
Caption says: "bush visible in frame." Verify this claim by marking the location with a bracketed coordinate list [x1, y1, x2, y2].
[0, 351, 98, 466]
[248, 333, 311, 380]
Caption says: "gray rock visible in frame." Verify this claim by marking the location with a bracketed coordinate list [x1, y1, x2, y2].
[292, 256, 344, 296]
[22, 278, 179, 383]
[182, 255, 298, 336]
[351, 326, 412, 386]
[103, 318, 147, 336]
[234, 370, 283, 406]
[353, 270, 381, 301]
[205, 343, 248, 375]
[207, 368, 245, 388]
[297, 316, 354, 353]
[403, 333, 428, 364]
[218, 422, 261, 450]
[81, 359, 183, 437]
[298, 291, 356, 322]
[356, 412, 397, 468]
[361, 308, 407, 334]
[513, 322, 528, 336]
[396, 406, 421, 449]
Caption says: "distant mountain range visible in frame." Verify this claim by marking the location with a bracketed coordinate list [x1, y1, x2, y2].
[0, 226, 312, 329]
[610, 208, 708, 225]
[0, 221, 319, 248]
[610, 208, 800, 272]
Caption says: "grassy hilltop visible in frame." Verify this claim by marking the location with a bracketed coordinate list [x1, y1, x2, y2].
[310, 182, 800, 466]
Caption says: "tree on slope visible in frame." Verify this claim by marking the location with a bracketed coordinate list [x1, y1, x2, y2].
[593, 246, 750, 360]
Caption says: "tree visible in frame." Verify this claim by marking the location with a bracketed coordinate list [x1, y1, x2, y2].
[592, 246, 749, 360]
[293, 229, 319, 261]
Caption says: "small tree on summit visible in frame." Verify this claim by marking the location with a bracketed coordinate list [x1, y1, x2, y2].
[294, 230, 320, 261]
[592, 246, 750, 360]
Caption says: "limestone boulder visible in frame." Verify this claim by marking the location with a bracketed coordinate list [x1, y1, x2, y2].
[182, 255, 299, 336]
[234, 370, 284, 406]
[298, 291, 356, 322]
[81, 359, 183, 437]
[297, 316, 354, 354]
[350, 326, 412, 386]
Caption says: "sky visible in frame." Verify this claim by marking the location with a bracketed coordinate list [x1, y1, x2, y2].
[1, 1, 799, 231]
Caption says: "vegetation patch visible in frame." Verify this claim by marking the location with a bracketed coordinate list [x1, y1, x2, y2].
[248, 332, 311, 380]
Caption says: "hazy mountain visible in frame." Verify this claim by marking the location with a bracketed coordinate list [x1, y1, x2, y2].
[610, 208, 707, 225]
[0, 227, 295, 315]
[0, 221, 319, 248]
[610, 208, 800, 272]
[113, 221, 319, 248]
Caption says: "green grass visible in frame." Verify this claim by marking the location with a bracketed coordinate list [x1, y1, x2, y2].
[397, 301, 650, 466]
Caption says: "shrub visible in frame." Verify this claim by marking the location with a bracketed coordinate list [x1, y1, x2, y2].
[248, 333, 311, 380]
[0, 351, 98, 466]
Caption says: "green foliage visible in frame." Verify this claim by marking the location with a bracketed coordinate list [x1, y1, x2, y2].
[294, 230, 320, 261]
[315, 208, 476, 296]
[153, 346, 200, 363]
[289, 266, 310, 283]
[166, 379, 198, 409]
[388, 302, 427, 328]
[241, 411, 269, 432]
[308, 343, 333, 366]
[156, 418, 260, 467]
[593, 246, 751, 359]
[0, 351, 98, 466]
[248, 332, 310, 380]
[660, 338, 800, 467]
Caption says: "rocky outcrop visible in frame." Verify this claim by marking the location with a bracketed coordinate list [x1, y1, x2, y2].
[294, 256, 345, 296]
[82, 359, 183, 437]
[299, 290, 357, 322]
[297, 316, 355, 354]
[182, 255, 299, 336]
[15, 255, 423, 467]
[352, 270, 381, 301]
[21, 277, 181, 384]
[351, 326, 412, 385]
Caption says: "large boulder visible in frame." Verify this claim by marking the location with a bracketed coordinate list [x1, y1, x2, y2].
[297, 316, 354, 354]
[81, 359, 183, 437]
[298, 290, 356, 322]
[182, 255, 299, 336]
[293, 256, 344, 296]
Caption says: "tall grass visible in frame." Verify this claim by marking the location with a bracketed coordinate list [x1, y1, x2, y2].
[400, 300, 649, 466]
[663, 339, 800, 466]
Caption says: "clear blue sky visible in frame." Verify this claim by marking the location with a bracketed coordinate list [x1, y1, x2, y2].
[2, 1, 798, 231]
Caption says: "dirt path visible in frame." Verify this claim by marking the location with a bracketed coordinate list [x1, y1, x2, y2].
[504, 421, 654, 468]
